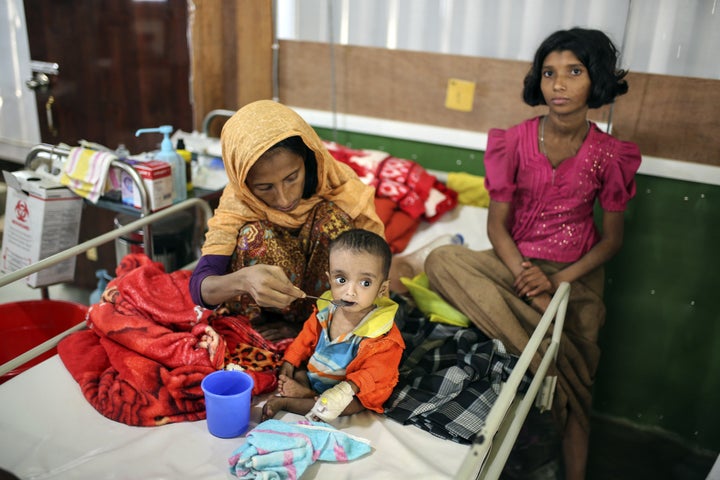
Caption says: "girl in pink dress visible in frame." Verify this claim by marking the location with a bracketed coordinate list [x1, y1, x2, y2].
[425, 28, 641, 479]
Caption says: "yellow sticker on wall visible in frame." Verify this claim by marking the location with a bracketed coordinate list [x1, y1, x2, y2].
[445, 78, 476, 112]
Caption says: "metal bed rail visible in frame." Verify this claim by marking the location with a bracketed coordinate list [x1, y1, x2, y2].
[0, 197, 213, 378]
[454, 281, 571, 480]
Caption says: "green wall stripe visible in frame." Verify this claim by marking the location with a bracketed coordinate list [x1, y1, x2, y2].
[314, 127, 486, 176]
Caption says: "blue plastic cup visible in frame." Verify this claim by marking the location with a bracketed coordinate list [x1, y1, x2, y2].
[201, 370, 254, 438]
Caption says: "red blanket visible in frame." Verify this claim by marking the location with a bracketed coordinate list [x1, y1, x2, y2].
[58, 254, 289, 426]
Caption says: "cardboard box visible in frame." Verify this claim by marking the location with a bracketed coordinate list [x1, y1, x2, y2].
[1, 170, 84, 287]
[120, 159, 173, 211]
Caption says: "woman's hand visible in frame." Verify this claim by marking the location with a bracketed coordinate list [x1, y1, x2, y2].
[238, 264, 304, 309]
[199, 264, 305, 310]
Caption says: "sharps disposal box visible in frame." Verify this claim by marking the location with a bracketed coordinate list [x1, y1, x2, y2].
[1, 170, 84, 287]
[114, 211, 196, 272]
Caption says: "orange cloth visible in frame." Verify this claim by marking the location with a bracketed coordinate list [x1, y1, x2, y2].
[203, 100, 384, 255]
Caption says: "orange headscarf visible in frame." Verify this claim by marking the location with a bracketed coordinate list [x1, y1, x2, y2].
[202, 100, 384, 256]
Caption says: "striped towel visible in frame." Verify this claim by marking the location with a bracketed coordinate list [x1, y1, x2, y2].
[59, 147, 117, 203]
[228, 419, 371, 478]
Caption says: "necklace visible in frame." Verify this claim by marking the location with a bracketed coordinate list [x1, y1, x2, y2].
[539, 116, 590, 158]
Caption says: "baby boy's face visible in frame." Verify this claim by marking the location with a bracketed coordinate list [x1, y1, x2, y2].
[327, 248, 385, 313]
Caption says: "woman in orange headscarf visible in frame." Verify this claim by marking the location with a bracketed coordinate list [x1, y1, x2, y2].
[189, 100, 383, 341]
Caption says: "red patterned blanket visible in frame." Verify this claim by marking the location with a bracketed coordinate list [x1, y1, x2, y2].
[58, 254, 289, 426]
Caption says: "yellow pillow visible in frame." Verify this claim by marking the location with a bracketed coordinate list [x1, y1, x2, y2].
[400, 272, 470, 327]
[447, 171, 490, 208]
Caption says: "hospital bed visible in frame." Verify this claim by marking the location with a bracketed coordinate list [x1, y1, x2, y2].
[0, 142, 570, 479]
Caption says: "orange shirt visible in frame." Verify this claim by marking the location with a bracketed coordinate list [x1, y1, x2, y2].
[283, 300, 405, 413]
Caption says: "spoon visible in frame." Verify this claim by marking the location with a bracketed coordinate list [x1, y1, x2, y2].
[304, 295, 353, 307]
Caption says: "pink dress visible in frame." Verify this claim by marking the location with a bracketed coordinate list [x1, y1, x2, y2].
[484, 116, 641, 263]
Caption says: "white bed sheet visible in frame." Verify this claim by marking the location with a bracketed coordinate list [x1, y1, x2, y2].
[402, 204, 491, 255]
[0, 356, 469, 479]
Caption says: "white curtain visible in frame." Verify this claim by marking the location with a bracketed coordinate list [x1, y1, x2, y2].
[0, 0, 41, 163]
[276, 0, 719, 80]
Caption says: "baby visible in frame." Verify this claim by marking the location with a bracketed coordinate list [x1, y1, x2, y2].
[262, 229, 405, 422]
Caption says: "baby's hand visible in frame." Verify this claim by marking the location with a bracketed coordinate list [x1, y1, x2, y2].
[306, 381, 355, 423]
[197, 326, 220, 359]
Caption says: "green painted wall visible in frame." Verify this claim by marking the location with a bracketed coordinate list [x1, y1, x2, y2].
[596, 175, 720, 451]
[314, 126, 720, 452]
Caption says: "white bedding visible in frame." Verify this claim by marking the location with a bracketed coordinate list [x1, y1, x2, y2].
[401, 204, 490, 255]
[0, 356, 469, 479]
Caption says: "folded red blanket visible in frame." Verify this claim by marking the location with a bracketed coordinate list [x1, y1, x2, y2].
[374, 197, 420, 253]
[324, 142, 457, 222]
[58, 254, 288, 426]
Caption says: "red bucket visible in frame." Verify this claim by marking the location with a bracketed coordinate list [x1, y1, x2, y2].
[0, 299, 88, 384]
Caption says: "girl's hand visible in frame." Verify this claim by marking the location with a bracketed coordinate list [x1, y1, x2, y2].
[528, 292, 552, 314]
[514, 261, 555, 299]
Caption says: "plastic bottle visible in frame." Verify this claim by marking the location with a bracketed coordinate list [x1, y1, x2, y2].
[389, 233, 465, 293]
[176, 138, 193, 192]
[135, 125, 187, 203]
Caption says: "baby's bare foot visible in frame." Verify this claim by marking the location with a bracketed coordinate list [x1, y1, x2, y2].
[278, 375, 315, 398]
[262, 397, 286, 421]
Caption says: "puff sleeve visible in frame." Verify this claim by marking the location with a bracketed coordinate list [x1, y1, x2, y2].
[483, 127, 519, 203]
[598, 139, 642, 212]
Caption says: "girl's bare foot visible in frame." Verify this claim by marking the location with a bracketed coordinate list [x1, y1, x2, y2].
[278, 374, 315, 398]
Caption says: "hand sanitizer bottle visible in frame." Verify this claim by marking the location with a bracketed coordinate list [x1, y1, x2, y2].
[135, 125, 187, 203]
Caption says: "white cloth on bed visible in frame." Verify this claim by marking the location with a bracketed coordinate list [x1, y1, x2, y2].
[0, 356, 470, 479]
[403, 204, 491, 254]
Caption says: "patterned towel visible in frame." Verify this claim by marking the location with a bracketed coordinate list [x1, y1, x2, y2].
[59, 147, 116, 202]
[228, 419, 372, 479]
